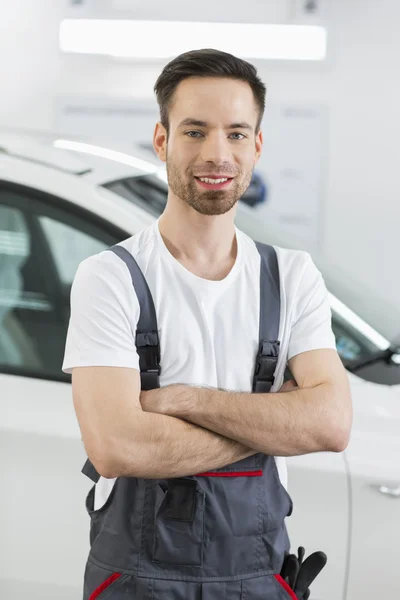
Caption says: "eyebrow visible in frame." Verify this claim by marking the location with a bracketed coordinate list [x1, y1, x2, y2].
[178, 118, 253, 131]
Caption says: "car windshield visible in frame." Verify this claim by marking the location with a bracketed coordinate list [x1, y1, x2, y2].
[103, 174, 399, 365]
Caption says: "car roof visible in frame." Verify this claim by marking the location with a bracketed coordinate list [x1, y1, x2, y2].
[0, 130, 90, 174]
[0, 141, 156, 236]
[0, 127, 165, 183]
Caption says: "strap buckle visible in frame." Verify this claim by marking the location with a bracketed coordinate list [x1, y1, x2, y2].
[255, 354, 277, 384]
[137, 345, 161, 375]
[136, 331, 161, 371]
[253, 341, 280, 392]
[136, 331, 161, 391]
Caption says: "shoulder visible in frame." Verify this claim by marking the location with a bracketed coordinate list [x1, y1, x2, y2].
[73, 222, 157, 288]
[238, 228, 312, 282]
[273, 246, 313, 283]
[273, 247, 325, 307]
[117, 221, 157, 261]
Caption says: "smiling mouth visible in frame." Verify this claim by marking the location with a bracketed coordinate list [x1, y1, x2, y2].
[194, 176, 234, 190]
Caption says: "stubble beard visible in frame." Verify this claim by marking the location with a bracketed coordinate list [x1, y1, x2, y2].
[166, 159, 253, 216]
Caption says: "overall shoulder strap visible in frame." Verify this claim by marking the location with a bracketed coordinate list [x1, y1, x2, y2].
[252, 242, 281, 393]
[81, 244, 161, 483]
[108, 245, 161, 391]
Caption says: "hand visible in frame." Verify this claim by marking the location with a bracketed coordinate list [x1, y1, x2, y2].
[140, 384, 189, 416]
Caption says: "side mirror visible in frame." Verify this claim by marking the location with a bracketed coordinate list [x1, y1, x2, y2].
[390, 351, 400, 366]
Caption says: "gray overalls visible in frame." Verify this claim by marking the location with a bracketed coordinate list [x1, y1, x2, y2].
[81, 242, 294, 600]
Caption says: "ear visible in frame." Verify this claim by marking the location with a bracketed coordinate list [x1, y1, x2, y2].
[153, 122, 167, 163]
[254, 129, 263, 165]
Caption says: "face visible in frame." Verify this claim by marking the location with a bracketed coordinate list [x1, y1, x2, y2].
[153, 77, 263, 216]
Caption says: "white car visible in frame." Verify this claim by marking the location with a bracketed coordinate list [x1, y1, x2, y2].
[1, 131, 399, 600]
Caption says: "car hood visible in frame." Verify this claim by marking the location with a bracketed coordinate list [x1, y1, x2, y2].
[348, 372, 400, 434]
[235, 209, 399, 344]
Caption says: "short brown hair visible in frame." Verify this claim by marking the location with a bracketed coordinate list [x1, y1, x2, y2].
[154, 48, 267, 135]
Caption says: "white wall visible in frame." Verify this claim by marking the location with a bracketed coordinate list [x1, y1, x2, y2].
[0, 0, 398, 330]
[0, 0, 64, 131]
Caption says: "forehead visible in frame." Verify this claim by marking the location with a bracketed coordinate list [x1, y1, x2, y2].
[169, 77, 258, 127]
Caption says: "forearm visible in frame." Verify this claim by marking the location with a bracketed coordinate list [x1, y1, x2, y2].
[107, 410, 256, 479]
[172, 384, 350, 457]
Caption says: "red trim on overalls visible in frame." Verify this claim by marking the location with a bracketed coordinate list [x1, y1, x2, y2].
[89, 573, 122, 600]
[274, 574, 298, 600]
[195, 470, 263, 477]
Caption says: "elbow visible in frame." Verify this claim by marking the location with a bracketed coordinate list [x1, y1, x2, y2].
[317, 384, 353, 453]
[92, 438, 147, 479]
[327, 426, 351, 453]
[88, 439, 124, 479]
[95, 459, 120, 480]
[325, 407, 353, 453]
[90, 454, 120, 480]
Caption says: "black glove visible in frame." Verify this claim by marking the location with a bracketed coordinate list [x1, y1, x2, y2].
[280, 547, 327, 600]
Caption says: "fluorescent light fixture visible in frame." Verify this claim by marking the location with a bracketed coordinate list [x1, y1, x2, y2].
[328, 292, 391, 351]
[59, 19, 327, 61]
[53, 139, 159, 173]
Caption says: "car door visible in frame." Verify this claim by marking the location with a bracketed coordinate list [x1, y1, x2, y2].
[286, 309, 400, 600]
[284, 309, 364, 600]
[287, 311, 369, 600]
[345, 372, 400, 600]
[329, 304, 400, 597]
[0, 182, 128, 600]
[285, 446, 349, 600]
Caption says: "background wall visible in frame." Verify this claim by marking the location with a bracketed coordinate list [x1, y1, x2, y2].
[0, 0, 398, 332]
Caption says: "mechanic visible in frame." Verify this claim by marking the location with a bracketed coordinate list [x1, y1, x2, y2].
[62, 48, 352, 600]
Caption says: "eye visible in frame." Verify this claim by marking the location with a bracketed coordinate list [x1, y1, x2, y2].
[229, 133, 246, 140]
[186, 131, 204, 138]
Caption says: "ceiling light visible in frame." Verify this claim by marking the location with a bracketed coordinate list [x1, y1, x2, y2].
[59, 19, 327, 61]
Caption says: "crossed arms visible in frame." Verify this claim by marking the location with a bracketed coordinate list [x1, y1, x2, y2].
[72, 348, 352, 480]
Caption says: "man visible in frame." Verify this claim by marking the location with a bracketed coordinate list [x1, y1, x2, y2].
[63, 48, 352, 600]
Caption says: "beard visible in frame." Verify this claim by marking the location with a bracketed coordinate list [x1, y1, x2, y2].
[166, 158, 253, 216]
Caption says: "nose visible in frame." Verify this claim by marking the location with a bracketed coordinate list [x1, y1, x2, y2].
[200, 131, 233, 167]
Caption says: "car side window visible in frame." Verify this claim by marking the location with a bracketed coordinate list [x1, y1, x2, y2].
[39, 216, 108, 286]
[0, 205, 36, 369]
[0, 186, 124, 381]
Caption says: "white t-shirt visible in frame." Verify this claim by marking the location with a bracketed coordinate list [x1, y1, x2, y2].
[63, 220, 336, 510]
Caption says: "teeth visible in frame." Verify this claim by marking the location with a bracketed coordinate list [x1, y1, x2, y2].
[198, 177, 228, 184]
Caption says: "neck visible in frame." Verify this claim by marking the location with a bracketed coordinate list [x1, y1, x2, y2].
[158, 196, 238, 279]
